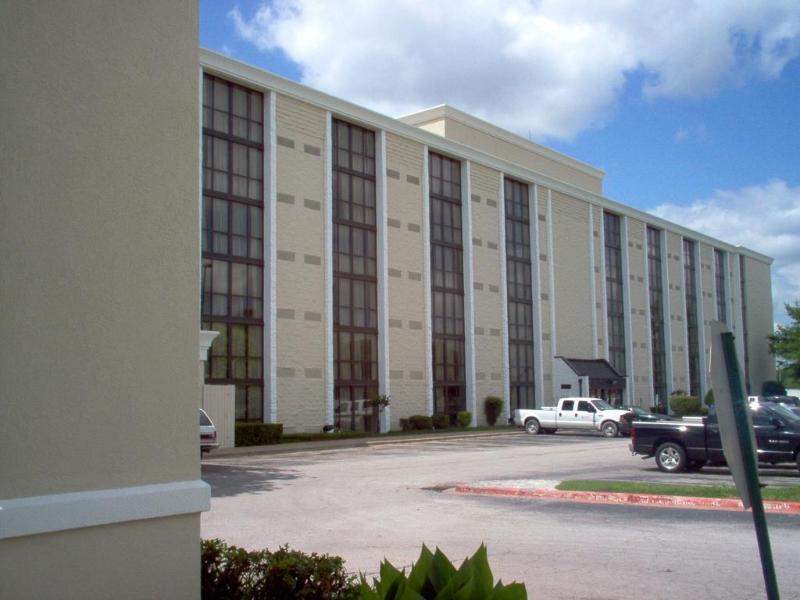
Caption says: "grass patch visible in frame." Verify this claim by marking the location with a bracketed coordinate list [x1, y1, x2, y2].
[556, 480, 800, 502]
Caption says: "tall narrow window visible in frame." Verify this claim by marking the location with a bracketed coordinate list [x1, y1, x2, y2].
[683, 239, 700, 396]
[715, 249, 727, 325]
[333, 120, 379, 432]
[647, 227, 667, 406]
[201, 74, 264, 421]
[604, 213, 626, 377]
[504, 178, 535, 410]
[429, 152, 465, 420]
[740, 255, 750, 393]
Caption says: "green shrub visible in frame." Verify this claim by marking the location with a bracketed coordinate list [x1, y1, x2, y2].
[235, 423, 283, 447]
[456, 410, 472, 428]
[704, 389, 715, 406]
[670, 395, 703, 417]
[484, 396, 504, 426]
[409, 415, 433, 430]
[201, 538, 358, 599]
[432, 413, 450, 430]
[360, 544, 526, 600]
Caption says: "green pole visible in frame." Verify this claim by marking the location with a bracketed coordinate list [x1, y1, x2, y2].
[721, 332, 779, 600]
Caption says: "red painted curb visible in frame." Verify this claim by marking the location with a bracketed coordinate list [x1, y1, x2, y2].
[453, 485, 800, 514]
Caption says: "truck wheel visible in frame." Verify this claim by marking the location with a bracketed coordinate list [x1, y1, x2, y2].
[655, 442, 687, 473]
[601, 421, 619, 438]
[524, 418, 541, 434]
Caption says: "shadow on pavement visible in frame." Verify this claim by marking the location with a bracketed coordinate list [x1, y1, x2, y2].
[202, 463, 300, 497]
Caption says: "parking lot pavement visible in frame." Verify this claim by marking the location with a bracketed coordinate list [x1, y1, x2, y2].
[202, 433, 798, 600]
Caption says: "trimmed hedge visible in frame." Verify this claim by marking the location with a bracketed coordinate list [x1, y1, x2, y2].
[432, 413, 450, 430]
[408, 415, 433, 430]
[670, 395, 706, 417]
[235, 423, 283, 447]
[456, 410, 472, 428]
[201, 538, 358, 599]
[484, 396, 503, 426]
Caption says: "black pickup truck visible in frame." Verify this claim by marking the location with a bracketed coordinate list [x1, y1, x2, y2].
[630, 402, 800, 473]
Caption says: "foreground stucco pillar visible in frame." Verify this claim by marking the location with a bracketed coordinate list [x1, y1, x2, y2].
[0, 2, 207, 598]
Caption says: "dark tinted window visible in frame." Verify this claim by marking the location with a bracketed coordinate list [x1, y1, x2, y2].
[561, 400, 574, 411]
[199, 410, 213, 426]
[577, 401, 595, 412]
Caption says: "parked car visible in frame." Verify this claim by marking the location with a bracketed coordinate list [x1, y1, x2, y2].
[629, 402, 800, 473]
[620, 406, 675, 422]
[514, 397, 631, 437]
[200, 408, 219, 454]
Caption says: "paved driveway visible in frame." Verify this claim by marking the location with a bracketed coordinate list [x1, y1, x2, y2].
[202, 432, 799, 599]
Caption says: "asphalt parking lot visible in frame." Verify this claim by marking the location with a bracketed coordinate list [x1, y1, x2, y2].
[202, 431, 799, 599]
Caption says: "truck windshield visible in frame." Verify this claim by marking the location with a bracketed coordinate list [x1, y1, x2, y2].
[593, 399, 613, 411]
[763, 403, 800, 424]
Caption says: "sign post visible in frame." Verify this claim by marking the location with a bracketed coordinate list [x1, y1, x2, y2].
[708, 321, 779, 600]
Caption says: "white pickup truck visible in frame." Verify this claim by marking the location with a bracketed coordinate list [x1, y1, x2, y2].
[513, 397, 630, 437]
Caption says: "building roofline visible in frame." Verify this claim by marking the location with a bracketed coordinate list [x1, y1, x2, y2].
[199, 48, 773, 266]
[397, 104, 606, 180]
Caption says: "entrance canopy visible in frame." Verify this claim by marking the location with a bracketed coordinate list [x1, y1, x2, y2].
[559, 357, 626, 391]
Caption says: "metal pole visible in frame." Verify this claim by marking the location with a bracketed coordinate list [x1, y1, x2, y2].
[721, 332, 779, 600]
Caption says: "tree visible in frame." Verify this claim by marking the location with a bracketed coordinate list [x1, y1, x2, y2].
[768, 302, 800, 383]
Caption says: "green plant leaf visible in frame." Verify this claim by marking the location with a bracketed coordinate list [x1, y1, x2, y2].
[394, 579, 427, 600]
[466, 544, 493, 595]
[488, 581, 527, 600]
[378, 559, 406, 598]
[407, 544, 434, 593]
[359, 576, 382, 600]
[429, 548, 457, 593]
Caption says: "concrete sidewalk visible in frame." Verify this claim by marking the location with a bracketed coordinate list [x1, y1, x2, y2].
[454, 480, 800, 514]
[205, 428, 522, 458]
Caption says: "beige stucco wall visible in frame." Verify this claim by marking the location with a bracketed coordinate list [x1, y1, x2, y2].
[0, 1, 201, 597]
[385, 133, 428, 424]
[699, 243, 716, 394]
[274, 94, 328, 431]
[0, 515, 200, 600]
[591, 207, 605, 359]
[666, 232, 689, 392]
[626, 220, 651, 406]
[537, 187, 554, 403]
[470, 164, 504, 423]
[742, 256, 776, 393]
[550, 191, 594, 360]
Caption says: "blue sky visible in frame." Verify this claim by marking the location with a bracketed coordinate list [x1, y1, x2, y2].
[201, 1, 800, 323]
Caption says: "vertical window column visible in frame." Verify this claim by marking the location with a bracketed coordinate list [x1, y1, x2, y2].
[647, 227, 667, 407]
[504, 178, 535, 411]
[332, 120, 379, 432]
[429, 152, 466, 420]
[683, 239, 701, 396]
[715, 249, 727, 325]
[201, 74, 265, 421]
[604, 213, 626, 399]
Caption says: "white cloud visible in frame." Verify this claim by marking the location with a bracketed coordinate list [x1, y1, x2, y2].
[650, 179, 800, 325]
[673, 124, 707, 143]
[229, 0, 800, 140]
